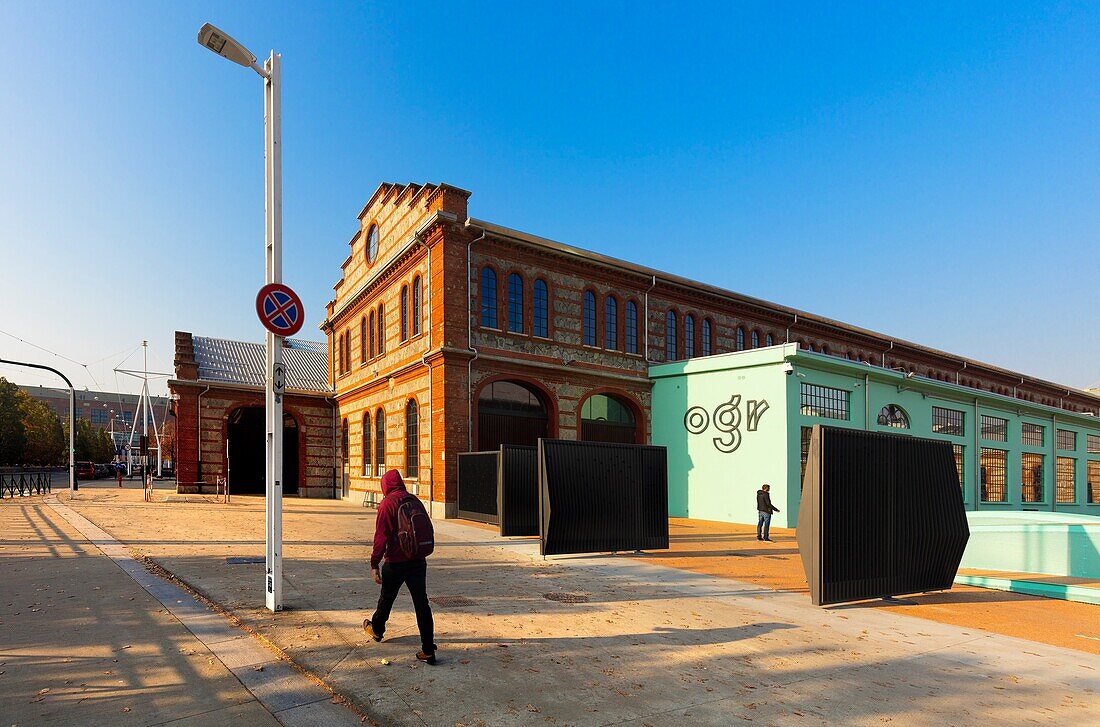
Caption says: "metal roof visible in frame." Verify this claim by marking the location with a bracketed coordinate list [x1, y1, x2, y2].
[192, 336, 330, 393]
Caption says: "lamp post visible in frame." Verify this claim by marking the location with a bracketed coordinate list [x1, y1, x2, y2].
[197, 23, 284, 613]
[0, 358, 75, 499]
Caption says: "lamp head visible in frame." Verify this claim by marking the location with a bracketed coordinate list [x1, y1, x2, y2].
[197, 23, 257, 69]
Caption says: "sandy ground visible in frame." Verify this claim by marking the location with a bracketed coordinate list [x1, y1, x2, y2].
[626, 518, 1100, 655]
[49, 487, 1100, 726]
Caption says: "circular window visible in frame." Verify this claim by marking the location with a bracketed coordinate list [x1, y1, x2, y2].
[366, 224, 379, 263]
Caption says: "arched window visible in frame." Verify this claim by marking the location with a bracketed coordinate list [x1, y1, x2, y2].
[400, 284, 409, 342]
[360, 316, 366, 363]
[369, 310, 376, 359]
[341, 418, 349, 463]
[374, 408, 386, 476]
[508, 273, 524, 333]
[684, 315, 695, 359]
[583, 291, 597, 346]
[366, 223, 379, 263]
[412, 276, 422, 337]
[481, 266, 499, 329]
[533, 279, 549, 337]
[477, 380, 549, 451]
[405, 399, 419, 479]
[605, 296, 618, 350]
[765, 333, 774, 347]
[361, 412, 371, 476]
[751, 330, 759, 349]
[377, 303, 385, 355]
[345, 331, 351, 372]
[702, 319, 712, 356]
[625, 301, 638, 354]
[581, 393, 638, 444]
[338, 332, 346, 374]
[666, 311, 678, 360]
[736, 327, 745, 351]
[877, 404, 910, 429]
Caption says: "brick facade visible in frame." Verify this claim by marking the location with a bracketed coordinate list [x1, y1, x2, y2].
[317, 181, 1100, 516]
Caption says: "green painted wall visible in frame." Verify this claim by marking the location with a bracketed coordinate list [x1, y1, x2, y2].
[652, 346, 1100, 527]
[651, 345, 794, 527]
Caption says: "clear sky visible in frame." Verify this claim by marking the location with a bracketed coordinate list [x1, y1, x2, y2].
[1, 2, 1097, 396]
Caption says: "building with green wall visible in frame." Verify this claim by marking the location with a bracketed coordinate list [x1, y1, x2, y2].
[651, 344, 1100, 528]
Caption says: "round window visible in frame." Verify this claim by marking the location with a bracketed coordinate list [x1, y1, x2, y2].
[366, 224, 379, 263]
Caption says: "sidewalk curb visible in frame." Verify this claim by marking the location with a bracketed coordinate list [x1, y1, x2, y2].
[46, 497, 371, 727]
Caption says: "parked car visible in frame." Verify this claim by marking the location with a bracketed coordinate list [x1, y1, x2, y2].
[75, 461, 95, 480]
[94, 464, 113, 479]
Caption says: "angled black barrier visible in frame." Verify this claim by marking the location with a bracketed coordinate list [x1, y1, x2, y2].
[538, 439, 669, 556]
[498, 444, 538, 537]
[797, 425, 970, 606]
[457, 451, 500, 524]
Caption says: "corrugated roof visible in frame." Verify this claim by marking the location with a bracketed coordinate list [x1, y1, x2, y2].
[192, 336, 330, 393]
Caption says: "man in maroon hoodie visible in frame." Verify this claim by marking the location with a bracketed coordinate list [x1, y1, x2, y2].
[363, 470, 436, 664]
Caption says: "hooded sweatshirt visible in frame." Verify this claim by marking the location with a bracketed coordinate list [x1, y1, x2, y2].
[757, 488, 779, 514]
[371, 470, 419, 569]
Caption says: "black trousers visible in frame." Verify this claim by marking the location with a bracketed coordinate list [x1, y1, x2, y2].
[370, 558, 435, 653]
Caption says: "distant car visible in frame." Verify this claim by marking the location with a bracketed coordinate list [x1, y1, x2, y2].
[75, 461, 96, 479]
[94, 464, 113, 479]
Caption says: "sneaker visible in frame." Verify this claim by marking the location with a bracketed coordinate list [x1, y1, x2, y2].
[363, 619, 381, 642]
[756, 536, 762, 541]
[416, 649, 437, 665]
[763, 538, 774, 542]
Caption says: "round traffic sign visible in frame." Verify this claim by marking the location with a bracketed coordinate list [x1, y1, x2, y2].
[256, 283, 305, 337]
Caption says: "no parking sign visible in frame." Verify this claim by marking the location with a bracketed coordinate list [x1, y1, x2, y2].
[255, 283, 305, 337]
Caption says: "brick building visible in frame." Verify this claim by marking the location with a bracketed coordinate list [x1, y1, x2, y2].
[321, 181, 1100, 517]
[169, 332, 337, 497]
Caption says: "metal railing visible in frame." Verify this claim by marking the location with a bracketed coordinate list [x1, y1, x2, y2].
[1, 471, 53, 499]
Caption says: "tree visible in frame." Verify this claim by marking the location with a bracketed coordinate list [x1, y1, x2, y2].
[0, 377, 28, 465]
[17, 389, 64, 465]
[160, 419, 177, 467]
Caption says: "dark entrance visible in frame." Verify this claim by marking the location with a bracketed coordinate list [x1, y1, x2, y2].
[580, 394, 638, 444]
[226, 407, 299, 495]
[477, 380, 549, 451]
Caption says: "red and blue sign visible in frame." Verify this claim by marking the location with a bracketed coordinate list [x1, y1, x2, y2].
[255, 283, 305, 337]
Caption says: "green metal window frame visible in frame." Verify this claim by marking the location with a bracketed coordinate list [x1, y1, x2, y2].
[953, 443, 965, 493]
[1088, 434, 1100, 455]
[980, 415, 1008, 443]
[1021, 452, 1044, 503]
[980, 448, 1007, 503]
[1056, 456, 1076, 503]
[932, 406, 965, 437]
[1057, 429, 1077, 452]
[800, 383, 850, 421]
[1021, 422, 1045, 448]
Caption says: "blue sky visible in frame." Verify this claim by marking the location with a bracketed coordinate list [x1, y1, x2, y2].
[1, 2, 1097, 395]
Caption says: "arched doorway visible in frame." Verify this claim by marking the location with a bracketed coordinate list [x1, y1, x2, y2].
[580, 393, 638, 444]
[477, 380, 549, 451]
[226, 407, 299, 495]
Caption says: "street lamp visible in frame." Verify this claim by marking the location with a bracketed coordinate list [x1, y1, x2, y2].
[197, 22, 285, 613]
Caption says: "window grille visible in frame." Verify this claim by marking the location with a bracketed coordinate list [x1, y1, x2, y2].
[800, 383, 850, 420]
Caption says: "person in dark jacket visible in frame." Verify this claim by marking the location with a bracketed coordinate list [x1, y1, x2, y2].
[363, 470, 437, 664]
[756, 484, 779, 542]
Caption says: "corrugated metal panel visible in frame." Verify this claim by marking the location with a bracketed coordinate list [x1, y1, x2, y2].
[499, 445, 538, 537]
[457, 451, 499, 524]
[192, 336, 329, 392]
[796, 426, 970, 606]
[538, 439, 669, 556]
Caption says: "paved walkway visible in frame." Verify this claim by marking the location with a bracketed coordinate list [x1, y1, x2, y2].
[58, 489, 1099, 726]
[0, 495, 361, 726]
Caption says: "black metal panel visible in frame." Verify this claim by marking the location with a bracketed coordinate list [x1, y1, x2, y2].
[498, 445, 538, 537]
[457, 452, 499, 524]
[538, 439, 669, 556]
[796, 426, 970, 606]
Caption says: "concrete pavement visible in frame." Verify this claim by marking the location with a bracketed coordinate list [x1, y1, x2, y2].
[59, 488, 1100, 726]
[0, 494, 362, 726]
